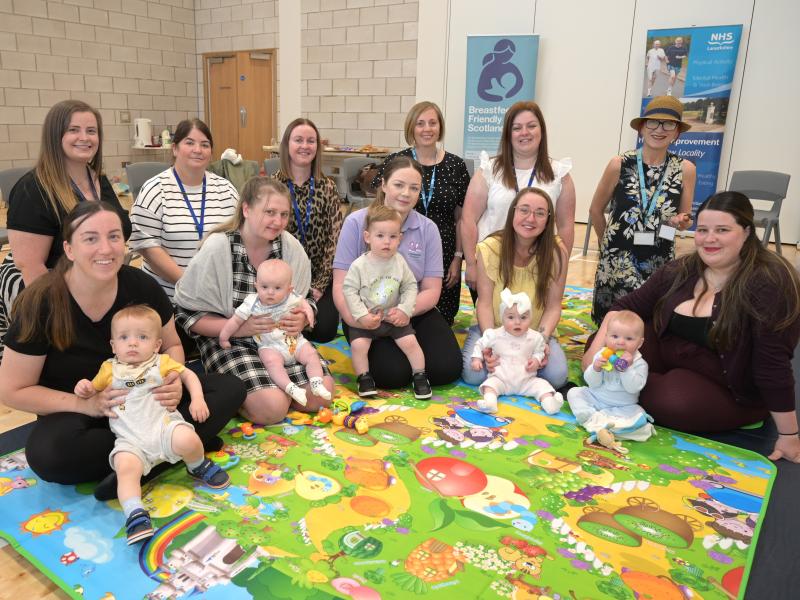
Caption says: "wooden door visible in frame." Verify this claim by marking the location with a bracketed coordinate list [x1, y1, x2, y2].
[204, 50, 275, 162]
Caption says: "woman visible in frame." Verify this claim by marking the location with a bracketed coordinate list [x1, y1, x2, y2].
[590, 95, 696, 324]
[0, 100, 132, 357]
[585, 192, 800, 462]
[273, 118, 343, 342]
[372, 102, 471, 325]
[0, 202, 245, 498]
[462, 188, 569, 389]
[333, 156, 462, 388]
[129, 118, 239, 301]
[174, 177, 334, 425]
[461, 100, 575, 293]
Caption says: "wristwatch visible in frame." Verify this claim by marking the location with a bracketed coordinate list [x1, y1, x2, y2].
[454, 251, 464, 259]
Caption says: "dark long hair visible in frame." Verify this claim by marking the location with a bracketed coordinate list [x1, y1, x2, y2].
[494, 101, 555, 189]
[653, 191, 800, 350]
[11, 201, 123, 350]
[278, 118, 323, 181]
[487, 187, 562, 309]
[372, 155, 424, 208]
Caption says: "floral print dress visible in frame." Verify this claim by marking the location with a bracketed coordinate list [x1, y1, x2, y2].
[592, 150, 685, 324]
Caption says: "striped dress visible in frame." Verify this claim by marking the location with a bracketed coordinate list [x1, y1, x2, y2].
[129, 169, 239, 300]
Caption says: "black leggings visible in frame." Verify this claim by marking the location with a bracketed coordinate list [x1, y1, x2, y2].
[306, 284, 340, 344]
[25, 373, 246, 485]
[343, 309, 462, 388]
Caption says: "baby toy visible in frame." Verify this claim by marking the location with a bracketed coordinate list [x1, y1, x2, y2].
[600, 347, 629, 372]
[333, 413, 370, 435]
[317, 399, 370, 434]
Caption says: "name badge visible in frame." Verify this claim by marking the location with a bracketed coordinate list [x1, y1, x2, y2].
[633, 231, 656, 246]
[659, 225, 677, 241]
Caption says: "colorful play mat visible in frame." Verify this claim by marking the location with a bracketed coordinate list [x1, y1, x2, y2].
[0, 287, 775, 599]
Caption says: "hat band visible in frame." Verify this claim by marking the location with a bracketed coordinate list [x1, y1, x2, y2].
[643, 107, 681, 120]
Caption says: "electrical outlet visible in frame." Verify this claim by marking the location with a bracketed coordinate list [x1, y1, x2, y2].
[120, 111, 131, 124]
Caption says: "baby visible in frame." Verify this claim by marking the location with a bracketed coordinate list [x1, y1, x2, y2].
[343, 204, 432, 399]
[219, 258, 331, 406]
[471, 289, 564, 414]
[567, 310, 653, 452]
[74, 305, 230, 545]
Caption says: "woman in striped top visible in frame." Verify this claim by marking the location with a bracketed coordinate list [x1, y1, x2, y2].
[129, 119, 239, 301]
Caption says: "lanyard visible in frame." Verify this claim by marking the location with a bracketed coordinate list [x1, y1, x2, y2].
[411, 148, 436, 214]
[514, 166, 536, 193]
[636, 149, 670, 224]
[70, 166, 101, 203]
[173, 168, 206, 240]
[288, 176, 314, 247]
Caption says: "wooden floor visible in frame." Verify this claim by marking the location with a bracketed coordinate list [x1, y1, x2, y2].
[0, 214, 797, 598]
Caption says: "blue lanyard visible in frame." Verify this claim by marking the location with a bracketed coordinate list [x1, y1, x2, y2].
[411, 148, 436, 214]
[514, 166, 536, 192]
[288, 176, 314, 247]
[173, 168, 206, 240]
[636, 149, 670, 223]
[70, 166, 100, 203]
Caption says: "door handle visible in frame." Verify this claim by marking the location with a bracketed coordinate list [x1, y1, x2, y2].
[240, 106, 247, 128]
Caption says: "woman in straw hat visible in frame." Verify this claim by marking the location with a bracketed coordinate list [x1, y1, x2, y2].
[589, 96, 696, 324]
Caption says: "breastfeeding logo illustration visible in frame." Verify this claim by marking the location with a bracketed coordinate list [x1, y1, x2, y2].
[463, 35, 539, 159]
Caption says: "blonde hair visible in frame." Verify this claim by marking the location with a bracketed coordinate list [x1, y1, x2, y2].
[365, 204, 402, 230]
[111, 305, 162, 337]
[209, 176, 290, 237]
[35, 100, 104, 224]
[404, 101, 445, 146]
[609, 310, 645, 337]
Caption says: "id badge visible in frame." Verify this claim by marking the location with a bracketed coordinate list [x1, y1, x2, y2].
[633, 231, 656, 246]
[659, 225, 677, 241]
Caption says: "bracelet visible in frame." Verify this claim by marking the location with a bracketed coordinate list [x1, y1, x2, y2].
[453, 251, 464, 259]
[778, 431, 799, 436]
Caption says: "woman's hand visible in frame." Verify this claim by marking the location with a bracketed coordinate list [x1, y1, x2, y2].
[384, 308, 410, 327]
[357, 311, 382, 330]
[84, 387, 128, 418]
[152, 370, 183, 412]
[444, 257, 462, 289]
[769, 435, 800, 463]
[279, 306, 309, 336]
[483, 348, 500, 373]
[668, 212, 693, 231]
[470, 357, 484, 371]
[311, 287, 323, 302]
[236, 315, 279, 338]
[465, 261, 478, 290]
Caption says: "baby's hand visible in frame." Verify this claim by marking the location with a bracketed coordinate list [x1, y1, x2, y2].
[470, 357, 483, 371]
[358, 312, 382, 330]
[526, 357, 542, 372]
[593, 356, 608, 372]
[189, 398, 210, 423]
[74, 379, 97, 399]
[220, 337, 231, 349]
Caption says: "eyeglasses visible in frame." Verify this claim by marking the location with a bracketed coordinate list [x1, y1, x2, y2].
[644, 119, 678, 132]
[515, 206, 549, 219]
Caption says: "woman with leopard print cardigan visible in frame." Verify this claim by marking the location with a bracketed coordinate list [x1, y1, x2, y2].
[273, 118, 343, 343]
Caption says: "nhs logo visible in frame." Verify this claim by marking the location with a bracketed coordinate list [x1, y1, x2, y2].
[708, 32, 735, 46]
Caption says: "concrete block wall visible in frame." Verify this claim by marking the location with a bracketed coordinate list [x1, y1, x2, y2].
[299, 0, 418, 149]
[0, 0, 200, 177]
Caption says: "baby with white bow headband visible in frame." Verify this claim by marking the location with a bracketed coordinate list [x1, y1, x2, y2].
[470, 289, 564, 414]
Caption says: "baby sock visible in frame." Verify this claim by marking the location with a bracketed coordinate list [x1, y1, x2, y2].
[540, 391, 564, 415]
[285, 382, 308, 406]
[309, 377, 332, 401]
[122, 497, 145, 518]
[186, 456, 205, 472]
[477, 390, 498, 414]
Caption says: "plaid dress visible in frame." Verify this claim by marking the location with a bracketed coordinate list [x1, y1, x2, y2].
[176, 230, 328, 393]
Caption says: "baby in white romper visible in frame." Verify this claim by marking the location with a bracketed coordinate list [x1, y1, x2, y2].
[219, 258, 331, 406]
[470, 289, 564, 414]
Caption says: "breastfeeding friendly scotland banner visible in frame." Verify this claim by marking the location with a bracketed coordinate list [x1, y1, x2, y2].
[463, 35, 539, 160]
[640, 25, 743, 212]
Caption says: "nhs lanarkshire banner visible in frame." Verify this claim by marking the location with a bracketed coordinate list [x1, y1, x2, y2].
[641, 25, 743, 212]
[462, 35, 539, 160]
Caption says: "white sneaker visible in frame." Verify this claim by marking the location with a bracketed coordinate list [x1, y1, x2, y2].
[646, 88, 652, 96]
[476, 397, 498, 414]
[309, 377, 331, 401]
[666, 87, 672, 96]
[285, 383, 308, 406]
[540, 392, 564, 415]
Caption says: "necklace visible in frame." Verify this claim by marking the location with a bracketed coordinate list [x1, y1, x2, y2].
[704, 270, 727, 292]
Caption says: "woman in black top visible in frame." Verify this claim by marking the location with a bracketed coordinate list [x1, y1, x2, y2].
[373, 101, 470, 325]
[0, 100, 131, 357]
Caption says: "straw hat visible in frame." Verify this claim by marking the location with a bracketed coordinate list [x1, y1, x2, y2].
[630, 96, 691, 132]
